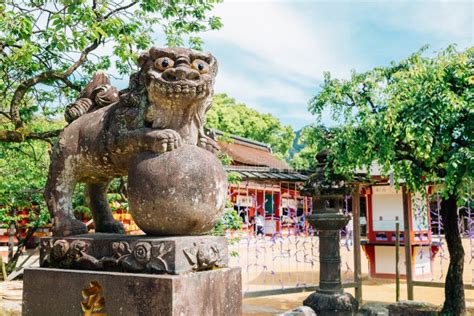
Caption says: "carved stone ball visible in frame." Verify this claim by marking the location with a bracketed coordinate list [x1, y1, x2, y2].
[128, 145, 228, 236]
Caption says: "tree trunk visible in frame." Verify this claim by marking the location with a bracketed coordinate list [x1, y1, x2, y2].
[441, 194, 466, 314]
[7, 220, 15, 262]
[6, 226, 37, 275]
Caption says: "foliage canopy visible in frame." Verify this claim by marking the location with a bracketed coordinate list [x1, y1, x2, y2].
[206, 93, 296, 160]
[308, 46, 473, 201]
[307, 46, 473, 313]
[0, 0, 223, 273]
[0, 0, 222, 141]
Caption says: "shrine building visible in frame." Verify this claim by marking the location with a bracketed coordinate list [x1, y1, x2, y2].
[208, 129, 312, 236]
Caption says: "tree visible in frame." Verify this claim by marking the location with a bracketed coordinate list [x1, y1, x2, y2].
[291, 125, 326, 170]
[0, 119, 57, 274]
[308, 46, 473, 314]
[0, 0, 222, 275]
[0, 0, 223, 143]
[206, 93, 295, 160]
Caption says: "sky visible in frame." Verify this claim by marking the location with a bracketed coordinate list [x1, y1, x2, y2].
[184, 0, 473, 130]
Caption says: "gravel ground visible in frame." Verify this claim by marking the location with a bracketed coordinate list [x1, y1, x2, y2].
[0, 281, 21, 316]
[1, 238, 473, 315]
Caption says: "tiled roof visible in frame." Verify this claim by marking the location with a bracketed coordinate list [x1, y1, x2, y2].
[206, 129, 308, 181]
[218, 141, 291, 169]
[225, 166, 310, 182]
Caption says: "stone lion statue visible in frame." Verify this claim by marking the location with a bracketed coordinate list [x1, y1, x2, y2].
[45, 47, 219, 237]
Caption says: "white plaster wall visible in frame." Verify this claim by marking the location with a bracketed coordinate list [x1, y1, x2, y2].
[372, 187, 404, 231]
[375, 246, 406, 275]
[414, 246, 432, 275]
[282, 198, 297, 209]
[374, 245, 431, 276]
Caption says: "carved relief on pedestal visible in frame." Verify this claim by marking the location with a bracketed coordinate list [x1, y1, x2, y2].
[41, 239, 173, 274]
[42, 239, 100, 270]
[40, 238, 228, 274]
[183, 242, 225, 271]
[106, 241, 172, 273]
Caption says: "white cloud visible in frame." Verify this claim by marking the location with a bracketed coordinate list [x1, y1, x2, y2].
[380, 1, 473, 42]
[215, 71, 310, 105]
[203, 1, 360, 82]
[200, 0, 472, 129]
[201, 1, 367, 128]
[214, 66, 316, 128]
[279, 108, 315, 124]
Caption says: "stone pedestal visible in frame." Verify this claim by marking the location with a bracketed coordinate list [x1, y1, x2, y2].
[39, 234, 229, 274]
[23, 267, 241, 316]
[23, 234, 242, 315]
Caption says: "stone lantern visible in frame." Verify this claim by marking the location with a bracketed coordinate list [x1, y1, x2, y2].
[302, 152, 358, 315]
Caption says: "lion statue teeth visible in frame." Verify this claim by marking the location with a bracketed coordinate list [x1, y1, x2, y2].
[45, 47, 220, 237]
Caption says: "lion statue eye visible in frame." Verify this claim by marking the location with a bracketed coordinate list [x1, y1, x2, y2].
[192, 59, 209, 74]
[154, 57, 174, 71]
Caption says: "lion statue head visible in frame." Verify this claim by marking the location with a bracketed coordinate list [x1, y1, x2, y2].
[132, 47, 218, 129]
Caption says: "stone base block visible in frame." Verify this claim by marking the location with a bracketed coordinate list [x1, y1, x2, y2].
[23, 267, 241, 316]
[40, 234, 228, 274]
[303, 291, 358, 316]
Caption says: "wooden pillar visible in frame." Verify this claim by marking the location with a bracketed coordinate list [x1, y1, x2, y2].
[402, 185, 414, 300]
[352, 184, 363, 303]
[395, 222, 401, 302]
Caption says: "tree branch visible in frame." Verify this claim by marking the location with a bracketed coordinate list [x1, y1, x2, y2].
[9, 41, 99, 129]
[362, 83, 378, 113]
[65, 40, 100, 76]
[58, 77, 81, 91]
[104, 1, 139, 19]
[0, 129, 62, 143]
[0, 111, 11, 120]
[344, 92, 357, 108]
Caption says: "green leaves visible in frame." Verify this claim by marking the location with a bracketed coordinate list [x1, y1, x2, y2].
[212, 209, 243, 236]
[0, 124, 50, 208]
[0, 119, 66, 228]
[308, 46, 473, 202]
[0, 0, 223, 133]
[208, 16, 223, 30]
[0, 0, 223, 230]
[206, 93, 296, 160]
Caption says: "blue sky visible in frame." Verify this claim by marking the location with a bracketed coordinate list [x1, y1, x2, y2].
[107, 0, 472, 130]
[187, 0, 473, 130]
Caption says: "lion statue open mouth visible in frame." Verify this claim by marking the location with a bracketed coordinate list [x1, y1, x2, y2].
[46, 47, 220, 237]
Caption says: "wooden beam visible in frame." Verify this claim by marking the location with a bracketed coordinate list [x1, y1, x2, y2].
[243, 282, 359, 298]
[352, 184, 363, 303]
[402, 185, 414, 300]
[243, 286, 317, 298]
[412, 281, 474, 290]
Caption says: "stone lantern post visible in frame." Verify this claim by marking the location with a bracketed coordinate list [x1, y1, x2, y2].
[302, 154, 358, 315]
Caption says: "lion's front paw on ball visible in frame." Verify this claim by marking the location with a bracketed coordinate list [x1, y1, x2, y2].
[199, 136, 220, 154]
[144, 129, 183, 153]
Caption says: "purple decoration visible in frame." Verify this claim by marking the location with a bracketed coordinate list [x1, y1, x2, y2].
[227, 180, 359, 294]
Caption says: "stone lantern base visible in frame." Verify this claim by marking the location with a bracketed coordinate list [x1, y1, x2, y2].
[303, 290, 358, 316]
